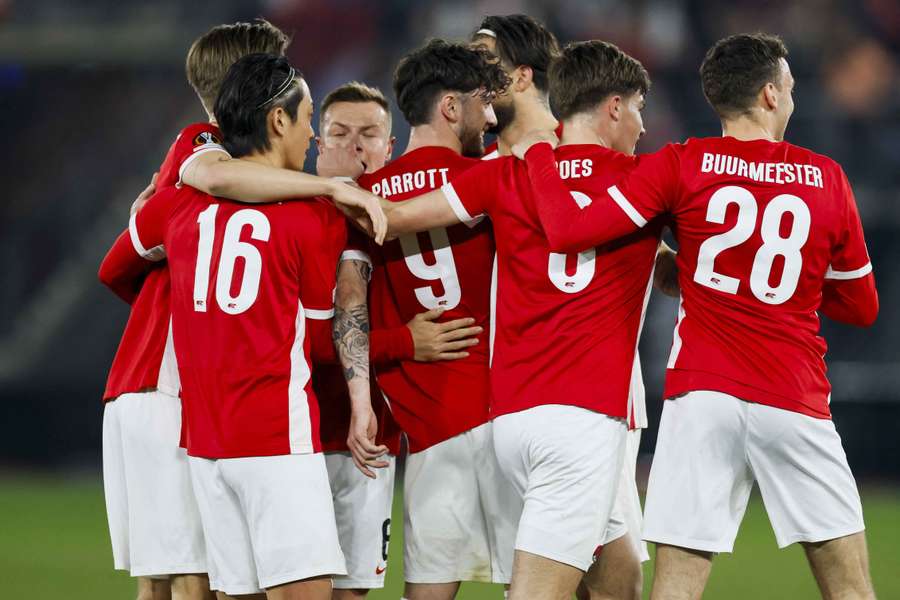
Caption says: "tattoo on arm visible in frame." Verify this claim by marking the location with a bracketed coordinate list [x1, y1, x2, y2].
[333, 304, 370, 382]
[333, 258, 372, 383]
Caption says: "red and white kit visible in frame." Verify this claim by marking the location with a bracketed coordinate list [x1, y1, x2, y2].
[358, 147, 519, 584]
[127, 181, 348, 592]
[99, 122, 225, 578]
[440, 144, 661, 570]
[524, 136, 876, 552]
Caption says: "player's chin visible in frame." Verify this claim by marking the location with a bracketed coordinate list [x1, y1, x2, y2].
[461, 137, 485, 158]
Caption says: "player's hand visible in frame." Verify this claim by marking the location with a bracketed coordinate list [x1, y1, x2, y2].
[407, 309, 482, 362]
[130, 172, 158, 216]
[654, 241, 680, 298]
[317, 144, 366, 180]
[511, 129, 559, 160]
[348, 403, 390, 479]
[330, 181, 388, 245]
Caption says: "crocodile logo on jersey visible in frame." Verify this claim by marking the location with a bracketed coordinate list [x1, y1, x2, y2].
[193, 131, 221, 146]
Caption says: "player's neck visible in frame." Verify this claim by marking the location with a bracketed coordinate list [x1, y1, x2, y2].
[497, 97, 557, 156]
[559, 115, 609, 148]
[404, 124, 461, 156]
[721, 115, 779, 143]
[242, 151, 288, 170]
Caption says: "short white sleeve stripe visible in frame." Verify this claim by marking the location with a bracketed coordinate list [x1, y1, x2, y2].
[304, 307, 335, 320]
[825, 262, 872, 280]
[128, 212, 165, 261]
[340, 250, 371, 265]
[607, 185, 648, 227]
[176, 145, 229, 188]
[441, 183, 484, 228]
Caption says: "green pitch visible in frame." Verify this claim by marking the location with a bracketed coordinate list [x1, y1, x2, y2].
[1, 474, 898, 598]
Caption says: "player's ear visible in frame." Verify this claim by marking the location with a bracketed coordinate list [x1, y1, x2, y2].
[315, 136, 323, 152]
[762, 82, 779, 111]
[386, 136, 397, 160]
[439, 93, 460, 124]
[270, 106, 289, 139]
[607, 94, 622, 122]
[513, 65, 533, 93]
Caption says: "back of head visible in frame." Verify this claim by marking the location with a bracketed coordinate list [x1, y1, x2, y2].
[186, 19, 291, 116]
[474, 14, 560, 93]
[214, 53, 305, 158]
[320, 81, 392, 133]
[550, 40, 650, 120]
[700, 33, 789, 120]
[393, 38, 510, 126]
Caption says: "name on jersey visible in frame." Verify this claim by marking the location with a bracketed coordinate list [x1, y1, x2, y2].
[701, 153, 824, 189]
[557, 158, 593, 179]
[371, 168, 451, 198]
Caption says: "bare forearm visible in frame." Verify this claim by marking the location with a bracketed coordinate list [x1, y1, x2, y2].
[384, 190, 460, 236]
[188, 157, 337, 202]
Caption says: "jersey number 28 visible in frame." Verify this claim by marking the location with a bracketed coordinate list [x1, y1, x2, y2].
[694, 185, 810, 305]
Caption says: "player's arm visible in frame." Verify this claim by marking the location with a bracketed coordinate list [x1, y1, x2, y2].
[384, 161, 496, 237]
[818, 168, 879, 327]
[333, 258, 389, 477]
[181, 152, 386, 244]
[98, 174, 162, 303]
[654, 240, 680, 298]
[820, 274, 878, 327]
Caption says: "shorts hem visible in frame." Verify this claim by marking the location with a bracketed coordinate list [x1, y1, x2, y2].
[213, 582, 262, 595]
[332, 578, 386, 589]
[514, 543, 591, 572]
[600, 523, 629, 546]
[775, 524, 865, 549]
[258, 564, 348, 590]
[642, 532, 734, 554]
[130, 563, 208, 577]
[404, 571, 495, 584]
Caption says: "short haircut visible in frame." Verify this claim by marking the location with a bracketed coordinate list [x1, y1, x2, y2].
[474, 14, 560, 93]
[700, 33, 789, 119]
[393, 39, 511, 127]
[320, 81, 392, 133]
[186, 19, 291, 114]
[214, 53, 305, 158]
[550, 40, 651, 120]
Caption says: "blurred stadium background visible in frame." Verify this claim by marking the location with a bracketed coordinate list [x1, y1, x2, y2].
[0, 0, 897, 597]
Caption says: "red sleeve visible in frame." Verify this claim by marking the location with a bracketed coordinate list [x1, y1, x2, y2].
[524, 142, 679, 253]
[97, 229, 155, 304]
[371, 326, 415, 363]
[440, 160, 500, 226]
[170, 124, 228, 188]
[825, 169, 873, 281]
[300, 206, 347, 319]
[820, 273, 878, 327]
[129, 187, 176, 259]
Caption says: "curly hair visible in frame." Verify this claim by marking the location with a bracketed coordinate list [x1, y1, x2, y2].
[393, 38, 511, 126]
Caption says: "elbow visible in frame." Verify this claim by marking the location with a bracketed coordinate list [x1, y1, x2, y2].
[188, 162, 228, 197]
[858, 298, 879, 328]
[97, 262, 114, 289]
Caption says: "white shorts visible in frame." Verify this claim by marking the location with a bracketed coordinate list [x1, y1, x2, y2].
[493, 405, 627, 572]
[643, 391, 865, 553]
[102, 391, 207, 577]
[325, 452, 395, 590]
[600, 428, 650, 563]
[404, 422, 520, 584]
[188, 453, 346, 595]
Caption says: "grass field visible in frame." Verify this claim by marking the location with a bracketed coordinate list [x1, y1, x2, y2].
[2, 474, 898, 599]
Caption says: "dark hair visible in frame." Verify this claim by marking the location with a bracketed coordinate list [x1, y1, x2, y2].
[186, 19, 290, 114]
[550, 40, 650, 120]
[214, 53, 305, 158]
[393, 39, 511, 126]
[320, 81, 392, 132]
[700, 33, 789, 119]
[474, 14, 560, 93]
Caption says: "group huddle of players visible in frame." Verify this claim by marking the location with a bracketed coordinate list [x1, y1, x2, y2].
[98, 13, 879, 600]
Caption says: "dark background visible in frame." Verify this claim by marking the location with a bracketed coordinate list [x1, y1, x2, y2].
[0, 0, 897, 479]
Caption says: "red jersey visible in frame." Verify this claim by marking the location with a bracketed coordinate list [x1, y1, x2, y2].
[525, 137, 875, 419]
[130, 184, 346, 458]
[100, 123, 226, 401]
[441, 144, 661, 422]
[357, 147, 494, 452]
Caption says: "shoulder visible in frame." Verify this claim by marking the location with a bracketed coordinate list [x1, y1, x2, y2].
[176, 122, 223, 148]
